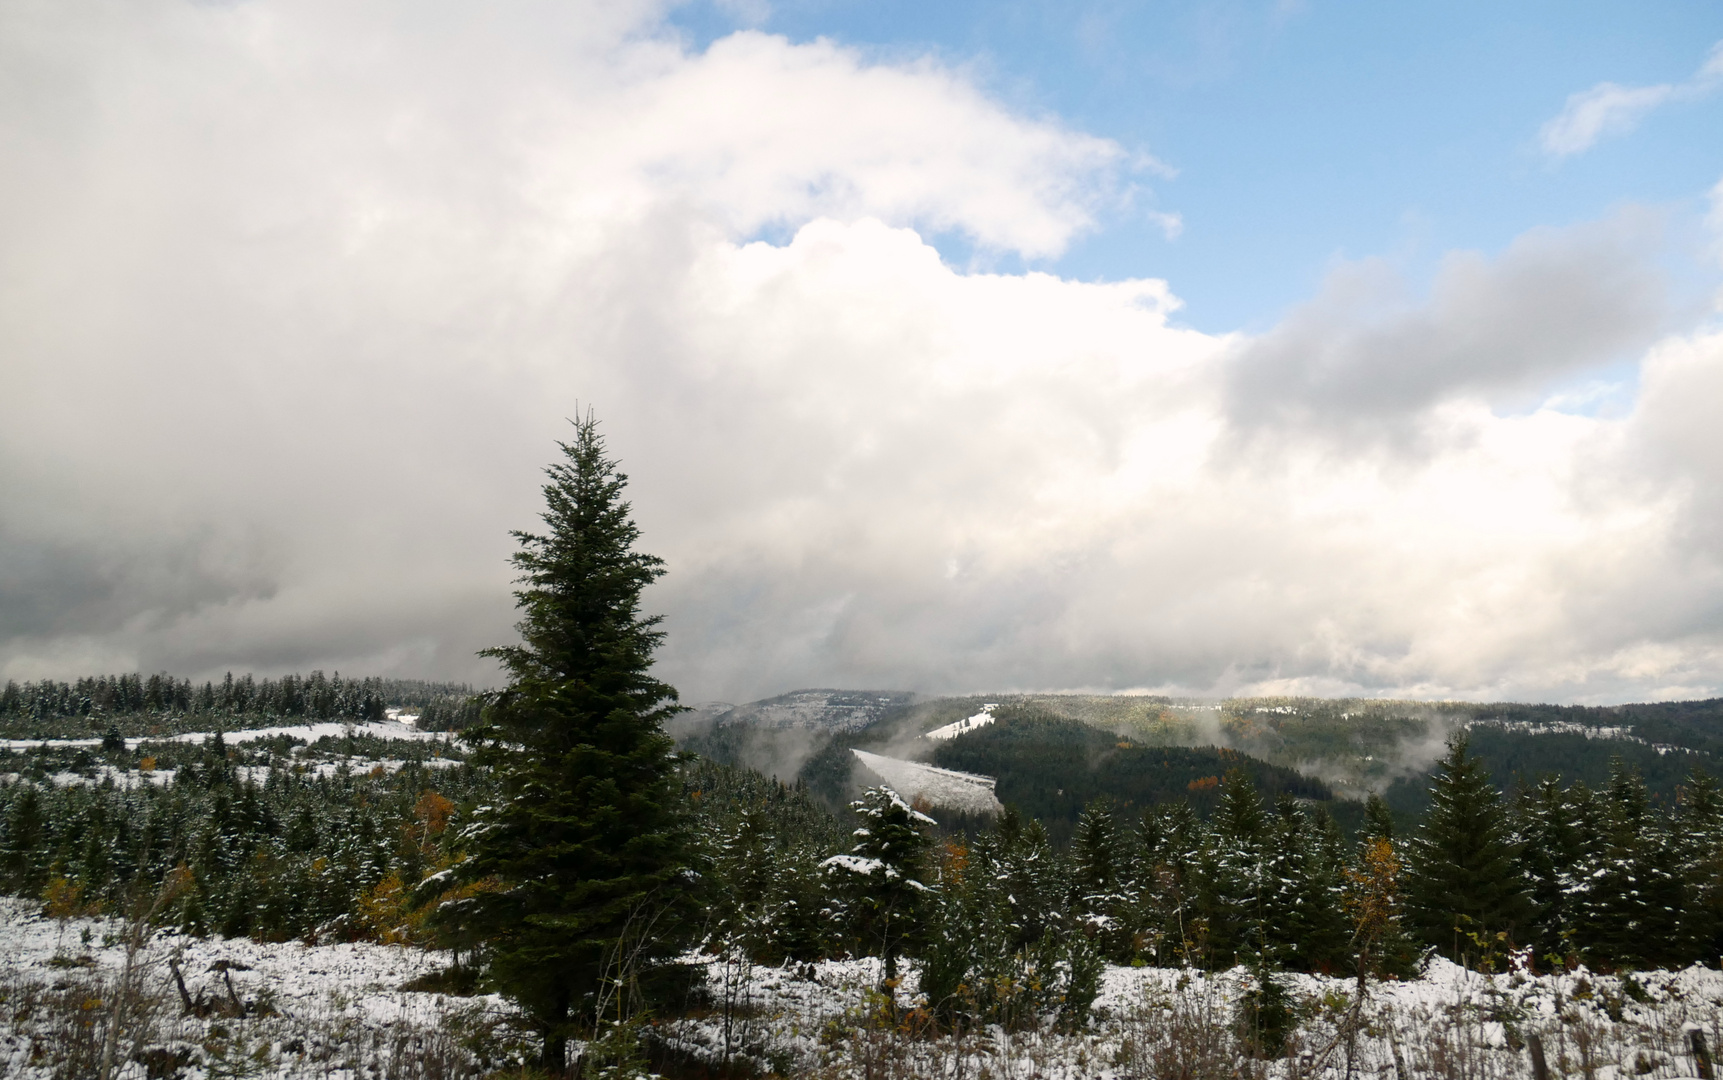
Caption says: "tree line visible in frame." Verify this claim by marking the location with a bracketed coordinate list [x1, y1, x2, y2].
[0, 672, 483, 737]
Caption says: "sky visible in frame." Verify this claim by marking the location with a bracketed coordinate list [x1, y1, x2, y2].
[2, 0, 1722, 706]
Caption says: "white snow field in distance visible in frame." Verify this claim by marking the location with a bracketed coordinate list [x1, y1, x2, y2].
[0, 720, 454, 752]
[850, 748, 1003, 816]
[922, 703, 999, 741]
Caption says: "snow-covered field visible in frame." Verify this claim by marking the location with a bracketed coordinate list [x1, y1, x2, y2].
[0, 720, 454, 753]
[5, 896, 1721, 1079]
[0, 898, 528, 1079]
[851, 748, 1003, 816]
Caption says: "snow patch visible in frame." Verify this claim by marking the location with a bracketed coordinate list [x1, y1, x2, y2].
[923, 703, 998, 741]
[851, 749, 1002, 816]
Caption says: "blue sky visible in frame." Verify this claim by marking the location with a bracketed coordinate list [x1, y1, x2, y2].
[675, 0, 1723, 333]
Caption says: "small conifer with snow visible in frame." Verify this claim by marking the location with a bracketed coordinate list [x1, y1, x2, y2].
[1571, 759, 1685, 968]
[1197, 769, 1269, 966]
[1071, 799, 1132, 960]
[824, 786, 932, 998]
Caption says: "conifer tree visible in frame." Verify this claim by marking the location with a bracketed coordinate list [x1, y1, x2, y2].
[1071, 799, 1132, 960]
[441, 415, 691, 1075]
[1572, 760, 1684, 968]
[1, 785, 46, 892]
[1285, 800, 1353, 972]
[1258, 794, 1310, 966]
[1403, 734, 1530, 959]
[1141, 800, 1203, 965]
[1674, 768, 1723, 965]
[997, 811, 1065, 948]
[1362, 792, 1396, 842]
[1513, 776, 1586, 960]
[824, 787, 932, 998]
[762, 840, 835, 963]
[1198, 769, 1268, 967]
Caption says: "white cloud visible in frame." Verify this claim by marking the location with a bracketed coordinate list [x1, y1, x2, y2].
[1704, 40, 1723, 81]
[1539, 40, 1723, 157]
[1, 0, 1721, 706]
[1221, 212, 1666, 444]
[1539, 82, 1675, 158]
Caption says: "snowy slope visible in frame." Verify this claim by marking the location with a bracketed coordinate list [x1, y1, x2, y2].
[851, 748, 1003, 816]
[923, 703, 998, 741]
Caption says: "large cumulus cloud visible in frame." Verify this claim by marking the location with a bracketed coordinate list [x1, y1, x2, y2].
[2, 0, 1721, 705]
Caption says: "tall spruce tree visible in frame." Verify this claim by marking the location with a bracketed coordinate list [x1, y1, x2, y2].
[445, 415, 691, 1075]
[1403, 733, 1530, 959]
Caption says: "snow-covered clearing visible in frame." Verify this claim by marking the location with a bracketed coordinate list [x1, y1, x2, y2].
[667, 951, 1723, 1080]
[3, 896, 1721, 1078]
[0, 898, 528, 1078]
[851, 748, 1003, 816]
[0, 720, 453, 753]
[923, 703, 998, 741]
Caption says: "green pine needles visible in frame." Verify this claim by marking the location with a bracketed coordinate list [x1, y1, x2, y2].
[446, 413, 692, 1075]
[1404, 733, 1532, 960]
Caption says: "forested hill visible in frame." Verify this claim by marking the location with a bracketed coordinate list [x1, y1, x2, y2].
[1473, 697, 1723, 756]
[0, 672, 484, 738]
[677, 689, 1723, 842]
[928, 710, 1332, 825]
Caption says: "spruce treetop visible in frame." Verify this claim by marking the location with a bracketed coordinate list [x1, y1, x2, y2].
[479, 412, 679, 747]
[1404, 732, 1530, 952]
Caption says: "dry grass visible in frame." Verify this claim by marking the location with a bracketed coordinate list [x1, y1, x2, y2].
[0, 956, 517, 1079]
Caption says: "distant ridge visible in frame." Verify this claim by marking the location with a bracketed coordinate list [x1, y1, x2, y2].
[674, 689, 916, 735]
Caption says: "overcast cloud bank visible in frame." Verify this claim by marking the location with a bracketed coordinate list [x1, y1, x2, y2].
[2, 0, 1722, 705]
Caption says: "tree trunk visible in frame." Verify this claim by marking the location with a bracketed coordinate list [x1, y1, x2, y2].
[542, 1032, 568, 1076]
[541, 989, 571, 1076]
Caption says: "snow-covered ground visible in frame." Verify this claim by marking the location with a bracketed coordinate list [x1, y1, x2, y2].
[851, 748, 1003, 816]
[0, 719, 452, 753]
[923, 703, 998, 741]
[0, 756, 466, 789]
[4, 896, 1721, 1079]
[0, 898, 529, 1079]
[667, 950, 1723, 1080]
